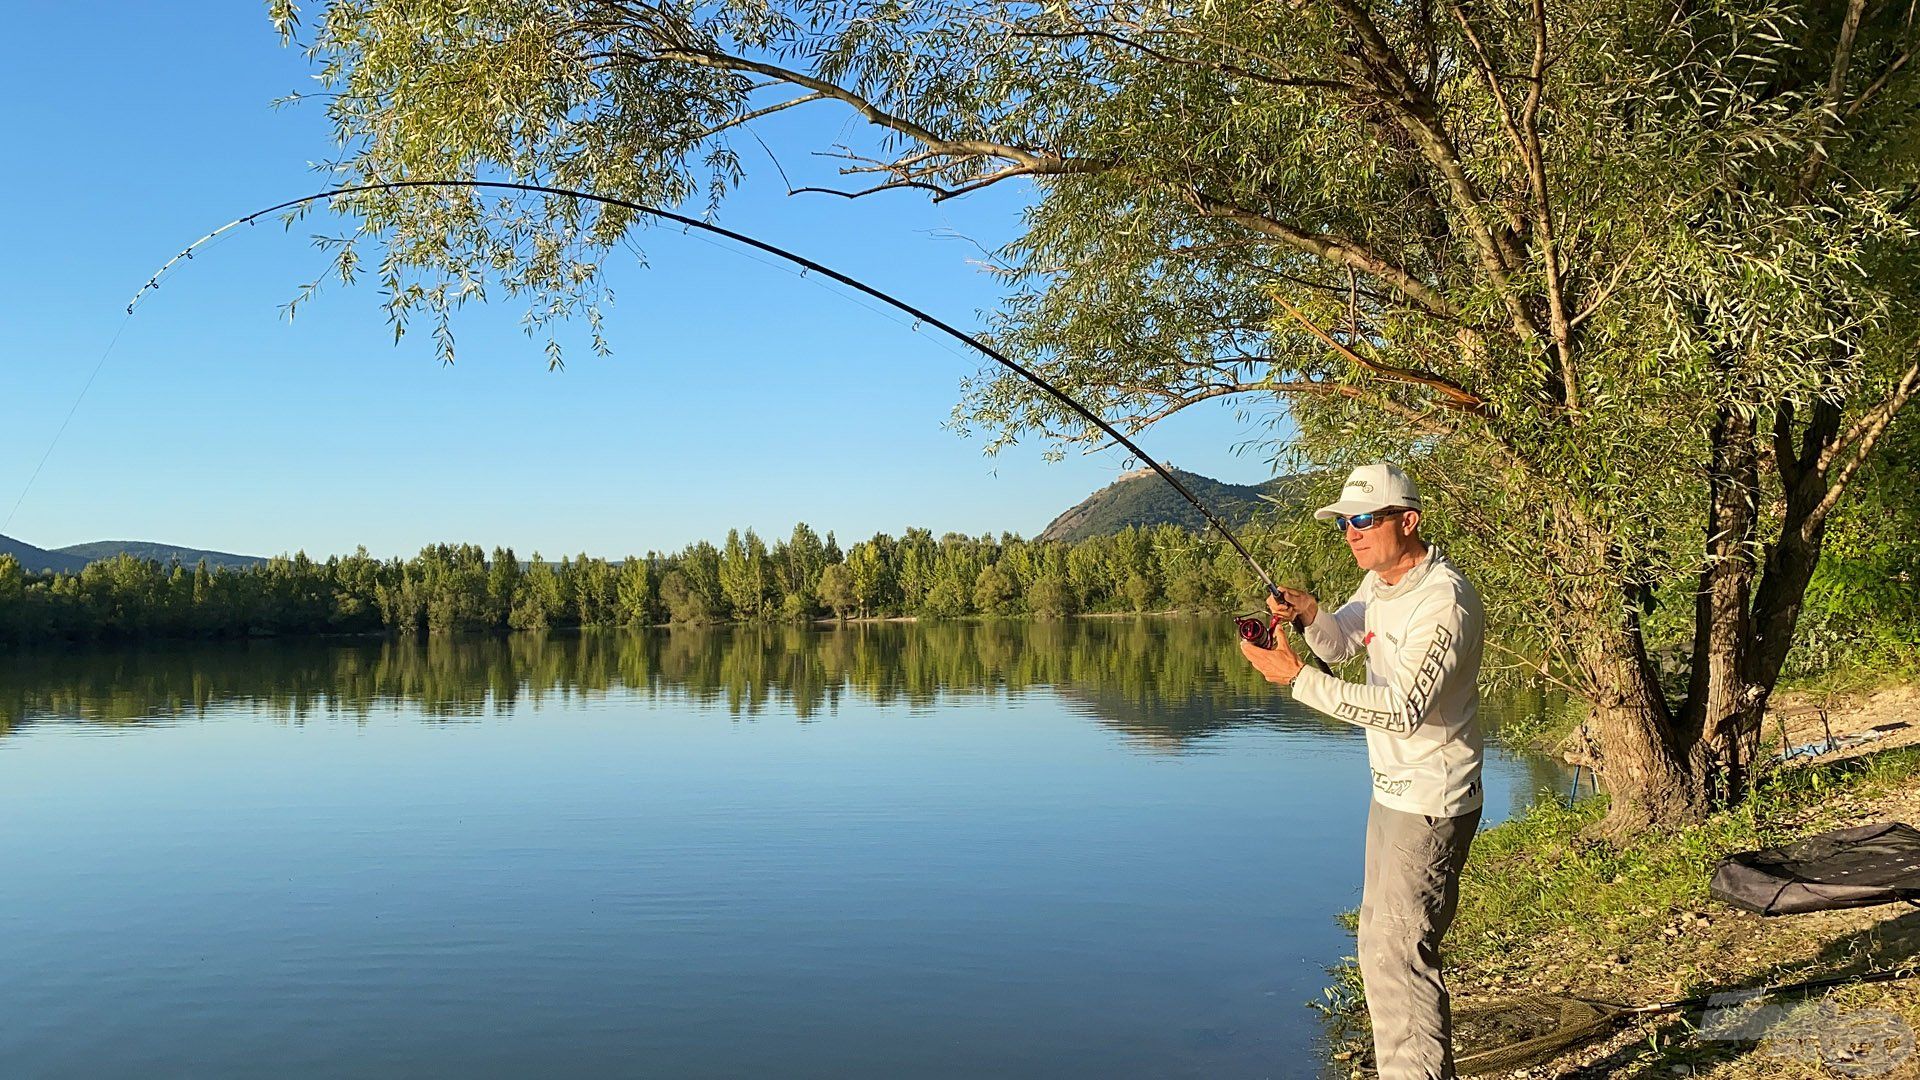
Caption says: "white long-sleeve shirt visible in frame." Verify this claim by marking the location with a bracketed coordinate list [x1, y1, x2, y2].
[1289, 546, 1486, 818]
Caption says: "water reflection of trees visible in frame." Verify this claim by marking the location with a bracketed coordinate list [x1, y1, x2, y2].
[0, 618, 1558, 753]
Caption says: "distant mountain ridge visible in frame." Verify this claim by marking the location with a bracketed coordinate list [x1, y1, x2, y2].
[0, 535, 89, 574]
[54, 541, 264, 570]
[1037, 467, 1312, 543]
[0, 535, 264, 574]
[4, 473, 1300, 576]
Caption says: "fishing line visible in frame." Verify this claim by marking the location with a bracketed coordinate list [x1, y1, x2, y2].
[122, 179, 1323, 662]
[5, 224, 260, 534]
[3, 316, 132, 534]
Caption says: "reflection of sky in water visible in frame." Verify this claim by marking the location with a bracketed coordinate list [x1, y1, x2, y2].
[0, 628, 1568, 1079]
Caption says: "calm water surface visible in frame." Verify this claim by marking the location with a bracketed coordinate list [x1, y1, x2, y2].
[0, 619, 1565, 1079]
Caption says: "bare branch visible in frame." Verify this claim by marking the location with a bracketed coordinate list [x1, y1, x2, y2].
[1806, 357, 1920, 533]
[790, 180, 950, 199]
[1799, 0, 1871, 194]
[1322, 0, 1542, 341]
[1843, 43, 1917, 120]
[1181, 188, 1460, 320]
[697, 91, 827, 139]
[1271, 293, 1492, 415]
[1011, 28, 1355, 91]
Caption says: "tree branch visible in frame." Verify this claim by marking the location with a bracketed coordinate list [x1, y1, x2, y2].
[1772, 401, 1802, 490]
[1271, 293, 1492, 416]
[792, 154, 1047, 200]
[652, 47, 1108, 179]
[1322, 0, 1542, 342]
[1180, 188, 1460, 320]
[1098, 376, 1456, 437]
[791, 179, 951, 199]
[1844, 43, 1916, 120]
[1519, 0, 1579, 411]
[1798, 0, 1871, 195]
[697, 91, 827, 139]
[1568, 250, 1640, 329]
[1806, 358, 1920, 532]
[1441, 0, 1530, 165]
[1011, 28, 1355, 90]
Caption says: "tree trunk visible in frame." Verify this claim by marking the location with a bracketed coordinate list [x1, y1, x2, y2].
[1680, 407, 1762, 802]
[1576, 524, 1707, 830]
[1672, 399, 1842, 818]
[1748, 402, 1843, 691]
[1585, 626, 1704, 832]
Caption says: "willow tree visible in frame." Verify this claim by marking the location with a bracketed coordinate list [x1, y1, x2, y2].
[268, 0, 1920, 830]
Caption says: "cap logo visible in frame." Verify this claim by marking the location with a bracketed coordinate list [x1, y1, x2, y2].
[1346, 479, 1375, 493]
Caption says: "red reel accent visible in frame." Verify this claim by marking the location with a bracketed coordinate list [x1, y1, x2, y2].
[1235, 613, 1277, 649]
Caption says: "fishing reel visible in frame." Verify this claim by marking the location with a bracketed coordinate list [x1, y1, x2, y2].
[1235, 610, 1280, 649]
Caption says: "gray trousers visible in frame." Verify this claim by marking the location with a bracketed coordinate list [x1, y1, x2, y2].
[1359, 800, 1481, 1080]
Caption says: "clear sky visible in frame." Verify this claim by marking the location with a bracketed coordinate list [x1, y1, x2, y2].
[0, 3, 1290, 561]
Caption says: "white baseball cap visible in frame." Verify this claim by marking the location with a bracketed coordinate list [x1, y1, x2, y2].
[1314, 462, 1422, 521]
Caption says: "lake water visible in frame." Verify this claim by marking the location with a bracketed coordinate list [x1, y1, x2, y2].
[0, 619, 1565, 1079]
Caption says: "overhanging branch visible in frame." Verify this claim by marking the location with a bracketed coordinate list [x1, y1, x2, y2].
[1270, 293, 1492, 416]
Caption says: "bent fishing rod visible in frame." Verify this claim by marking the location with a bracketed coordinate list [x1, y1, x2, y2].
[133, 179, 1322, 665]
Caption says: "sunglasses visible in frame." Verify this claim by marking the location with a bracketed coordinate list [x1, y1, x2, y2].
[1335, 508, 1410, 532]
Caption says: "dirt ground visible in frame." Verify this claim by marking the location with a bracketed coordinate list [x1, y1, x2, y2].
[1469, 683, 1920, 1079]
[1769, 683, 1920, 761]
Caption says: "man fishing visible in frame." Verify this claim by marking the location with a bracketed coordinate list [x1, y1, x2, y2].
[1239, 462, 1485, 1080]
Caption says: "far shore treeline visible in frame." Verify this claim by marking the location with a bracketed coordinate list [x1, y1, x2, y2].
[0, 523, 1324, 644]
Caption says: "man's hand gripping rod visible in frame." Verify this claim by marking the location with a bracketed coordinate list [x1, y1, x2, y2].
[1235, 587, 1331, 674]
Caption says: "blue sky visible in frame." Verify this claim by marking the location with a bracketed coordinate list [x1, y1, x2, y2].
[0, 3, 1288, 561]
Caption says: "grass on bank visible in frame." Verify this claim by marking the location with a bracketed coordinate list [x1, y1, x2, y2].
[1325, 744, 1920, 1076]
[1464, 749, 1920, 974]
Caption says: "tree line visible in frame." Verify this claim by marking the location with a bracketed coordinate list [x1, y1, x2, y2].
[4, 496, 1911, 686]
[0, 521, 1330, 644]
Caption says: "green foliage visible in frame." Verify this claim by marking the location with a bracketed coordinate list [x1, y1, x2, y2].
[971, 562, 1019, 615]
[1786, 410, 1920, 677]
[1122, 571, 1157, 613]
[815, 563, 857, 619]
[1026, 573, 1076, 618]
[659, 569, 715, 625]
[614, 556, 655, 626]
[718, 528, 771, 620]
[508, 553, 566, 630]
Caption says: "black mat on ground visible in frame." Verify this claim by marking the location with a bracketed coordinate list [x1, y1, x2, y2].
[1711, 822, 1920, 916]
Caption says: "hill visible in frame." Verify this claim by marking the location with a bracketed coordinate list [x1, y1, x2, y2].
[1037, 466, 1313, 543]
[0, 534, 90, 574]
[53, 541, 264, 570]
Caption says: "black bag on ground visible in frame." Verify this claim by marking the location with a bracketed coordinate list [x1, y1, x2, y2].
[1711, 822, 1920, 915]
